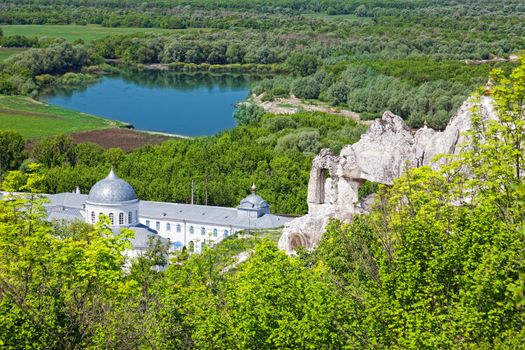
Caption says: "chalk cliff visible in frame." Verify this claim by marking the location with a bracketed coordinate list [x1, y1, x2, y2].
[278, 96, 497, 253]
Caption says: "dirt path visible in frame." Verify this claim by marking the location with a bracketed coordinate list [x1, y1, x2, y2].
[249, 94, 371, 125]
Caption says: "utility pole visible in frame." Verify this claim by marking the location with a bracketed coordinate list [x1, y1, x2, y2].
[191, 179, 194, 205]
[205, 174, 208, 206]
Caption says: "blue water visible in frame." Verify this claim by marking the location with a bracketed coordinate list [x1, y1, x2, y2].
[41, 72, 252, 136]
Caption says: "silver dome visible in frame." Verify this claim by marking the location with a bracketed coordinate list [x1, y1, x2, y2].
[238, 193, 269, 210]
[87, 169, 138, 204]
[238, 183, 270, 211]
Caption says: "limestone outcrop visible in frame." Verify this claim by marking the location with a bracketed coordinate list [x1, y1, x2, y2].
[278, 96, 497, 254]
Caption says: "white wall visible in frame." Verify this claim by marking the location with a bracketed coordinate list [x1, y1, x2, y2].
[85, 202, 140, 226]
[138, 217, 238, 253]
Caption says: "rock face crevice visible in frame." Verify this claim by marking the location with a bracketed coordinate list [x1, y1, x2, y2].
[278, 96, 497, 254]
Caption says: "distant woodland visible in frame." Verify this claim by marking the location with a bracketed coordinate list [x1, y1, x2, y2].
[1, 0, 524, 128]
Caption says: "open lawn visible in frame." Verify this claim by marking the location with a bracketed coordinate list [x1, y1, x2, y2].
[0, 47, 26, 61]
[0, 24, 184, 42]
[0, 95, 122, 139]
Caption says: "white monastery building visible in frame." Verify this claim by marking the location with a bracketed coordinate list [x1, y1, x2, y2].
[6, 169, 292, 256]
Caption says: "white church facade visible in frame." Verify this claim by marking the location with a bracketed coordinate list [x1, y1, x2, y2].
[3, 169, 292, 256]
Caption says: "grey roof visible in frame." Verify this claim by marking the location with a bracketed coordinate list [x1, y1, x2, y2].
[45, 192, 88, 209]
[87, 169, 138, 204]
[47, 208, 84, 222]
[112, 224, 169, 249]
[4, 190, 292, 230]
[238, 192, 270, 211]
[139, 200, 291, 229]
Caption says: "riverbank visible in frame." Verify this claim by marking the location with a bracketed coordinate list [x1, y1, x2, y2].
[114, 60, 287, 74]
[0, 94, 122, 139]
[0, 94, 186, 152]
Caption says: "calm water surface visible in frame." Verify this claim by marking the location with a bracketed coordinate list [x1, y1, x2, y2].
[41, 71, 253, 136]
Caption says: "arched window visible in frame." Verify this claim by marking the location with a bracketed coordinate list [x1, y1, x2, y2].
[176, 224, 181, 232]
[119, 212, 124, 225]
[166, 222, 171, 231]
[188, 241, 194, 253]
[224, 229, 229, 237]
[213, 228, 218, 237]
[201, 227, 205, 236]
[91, 211, 95, 223]
[156, 221, 160, 231]
[190, 226, 194, 234]
[201, 242, 206, 250]
[146, 220, 150, 227]
[128, 211, 132, 224]
[109, 213, 114, 225]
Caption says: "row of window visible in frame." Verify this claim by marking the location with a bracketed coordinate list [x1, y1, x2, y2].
[90, 211, 137, 225]
[144, 220, 229, 237]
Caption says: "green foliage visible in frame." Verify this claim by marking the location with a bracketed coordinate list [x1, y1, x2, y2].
[285, 52, 319, 77]
[275, 128, 321, 154]
[0, 177, 146, 348]
[32, 134, 76, 168]
[232, 103, 264, 125]
[6, 39, 89, 76]
[0, 130, 25, 179]
[291, 76, 320, 99]
[327, 80, 349, 106]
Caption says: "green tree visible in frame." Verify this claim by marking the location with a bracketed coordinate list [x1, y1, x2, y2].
[355, 4, 368, 17]
[285, 52, 319, 77]
[73, 142, 105, 167]
[233, 103, 264, 125]
[105, 147, 124, 167]
[0, 130, 26, 180]
[0, 173, 141, 348]
[32, 134, 76, 168]
[327, 81, 350, 106]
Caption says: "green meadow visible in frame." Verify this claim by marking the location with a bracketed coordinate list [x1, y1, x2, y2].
[1, 24, 180, 42]
[0, 95, 121, 139]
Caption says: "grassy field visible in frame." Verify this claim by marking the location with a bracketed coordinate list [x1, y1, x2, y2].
[0, 47, 26, 61]
[0, 95, 122, 139]
[1, 24, 182, 42]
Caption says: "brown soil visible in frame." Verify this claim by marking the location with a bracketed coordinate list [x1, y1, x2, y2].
[70, 128, 178, 152]
[0, 107, 59, 119]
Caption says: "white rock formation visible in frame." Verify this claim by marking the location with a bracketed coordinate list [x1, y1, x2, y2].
[278, 96, 497, 254]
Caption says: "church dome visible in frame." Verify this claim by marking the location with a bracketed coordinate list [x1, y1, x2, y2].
[239, 193, 269, 210]
[87, 169, 138, 204]
[238, 183, 269, 210]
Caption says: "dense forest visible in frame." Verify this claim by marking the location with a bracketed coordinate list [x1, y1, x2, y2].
[1, 62, 524, 348]
[1, 0, 524, 127]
